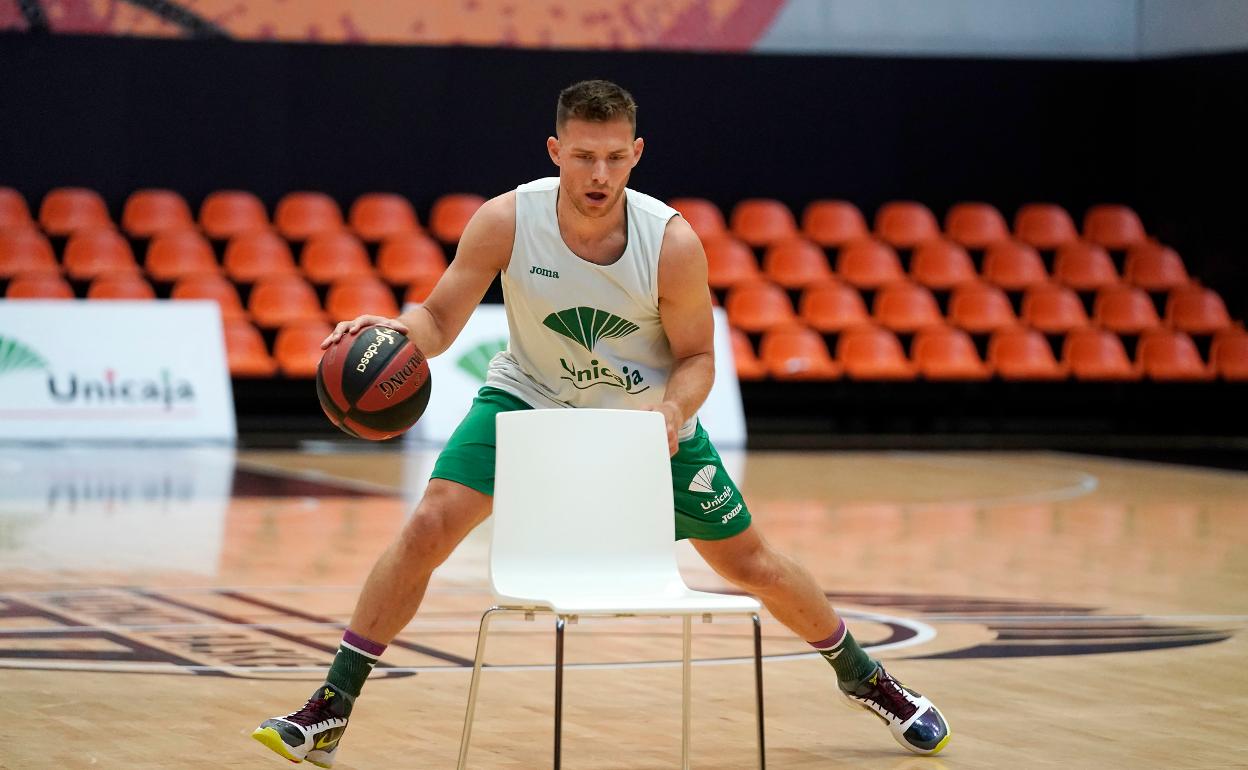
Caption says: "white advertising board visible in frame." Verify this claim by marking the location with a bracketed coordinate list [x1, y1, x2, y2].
[0, 301, 236, 442]
[407, 305, 746, 447]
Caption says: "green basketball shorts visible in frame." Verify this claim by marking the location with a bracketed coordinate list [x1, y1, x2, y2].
[430, 387, 752, 541]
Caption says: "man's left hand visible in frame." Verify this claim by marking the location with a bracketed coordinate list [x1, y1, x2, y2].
[643, 401, 683, 456]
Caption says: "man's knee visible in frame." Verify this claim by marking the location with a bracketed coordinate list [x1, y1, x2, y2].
[396, 482, 489, 566]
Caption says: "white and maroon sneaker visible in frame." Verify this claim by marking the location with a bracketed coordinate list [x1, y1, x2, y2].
[252, 683, 353, 767]
[841, 664, 951, 755]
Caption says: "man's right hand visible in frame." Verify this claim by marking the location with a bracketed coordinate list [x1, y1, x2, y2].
[321, 315, 411, 349]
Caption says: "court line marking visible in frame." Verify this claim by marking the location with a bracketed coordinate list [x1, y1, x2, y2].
[880, 452, 1099, 509]
[233, 460, 404, 496]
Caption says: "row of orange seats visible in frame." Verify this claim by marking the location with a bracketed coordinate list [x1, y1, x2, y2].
[709, 233, 1193, 292]
[0, 226, 448, 286]
[674, 197, 1153, 252]
[732, 325, 1248, 383]
[5, 272, 432, 327]
[0, 186, 484, 243]
[725, 280, 1236, 337]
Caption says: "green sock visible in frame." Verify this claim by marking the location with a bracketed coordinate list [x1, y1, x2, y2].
[809, 621, 877, 687]
[326, 630, 385, 699]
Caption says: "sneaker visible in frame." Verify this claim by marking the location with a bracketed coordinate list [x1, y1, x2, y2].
[252, 683, 354, 767]
[841, 664, 950, 755]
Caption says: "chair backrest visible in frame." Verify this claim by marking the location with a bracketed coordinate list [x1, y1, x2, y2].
[801, 200, 867, 247]
[945, 202, 1009, 249]
[668, 197, 726, 240]
[491, 409, 684, 602]
[730, 198, 797, 247]
[874, 201, 939, 249]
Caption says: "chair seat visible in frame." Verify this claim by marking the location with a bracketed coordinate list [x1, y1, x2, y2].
[496, 588, 761, 616]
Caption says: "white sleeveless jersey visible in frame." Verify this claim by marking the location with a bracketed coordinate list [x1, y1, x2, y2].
[484, 177, 697, 440]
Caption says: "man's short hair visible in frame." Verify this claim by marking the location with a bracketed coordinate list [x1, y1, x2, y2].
[556, 80, 637, 134]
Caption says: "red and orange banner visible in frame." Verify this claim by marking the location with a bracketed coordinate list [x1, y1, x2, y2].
[1, 0, 786, 51]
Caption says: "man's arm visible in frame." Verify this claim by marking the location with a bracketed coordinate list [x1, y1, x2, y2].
[322, 192, 515, 356]
[649, 215, 716, 455]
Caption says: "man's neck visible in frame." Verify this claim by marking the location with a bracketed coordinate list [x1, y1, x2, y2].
[556, 189, 626, 245]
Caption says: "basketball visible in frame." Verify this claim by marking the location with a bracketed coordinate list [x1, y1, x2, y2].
[316, 324, 432, 440]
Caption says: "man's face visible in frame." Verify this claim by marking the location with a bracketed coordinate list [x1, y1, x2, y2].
[547, 117, 644, 219]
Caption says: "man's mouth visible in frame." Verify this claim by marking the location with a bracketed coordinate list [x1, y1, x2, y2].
[586, 191, 608, 202]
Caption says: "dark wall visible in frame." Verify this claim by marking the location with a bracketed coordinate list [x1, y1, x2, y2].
[2, 34, 1136, 221]
[1, 34, 1241, 315]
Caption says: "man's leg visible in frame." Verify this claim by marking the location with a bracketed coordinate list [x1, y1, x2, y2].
[252, 479, 491, 767]
[692, 526, 951, 756]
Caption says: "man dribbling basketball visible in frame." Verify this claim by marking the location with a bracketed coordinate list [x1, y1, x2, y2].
[253, 80, 950, 766]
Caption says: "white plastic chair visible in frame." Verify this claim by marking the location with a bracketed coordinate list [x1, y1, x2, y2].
[457, 408, 765, 769]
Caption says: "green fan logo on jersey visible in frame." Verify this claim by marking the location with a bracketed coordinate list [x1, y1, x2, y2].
[542, 307, 639, 352]
[455, 338, 508, 382]
[0, 337, 48, 378]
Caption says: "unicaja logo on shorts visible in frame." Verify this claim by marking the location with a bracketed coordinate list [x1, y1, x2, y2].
[356, 327, 398, 373]
[688, 465, 718, 493]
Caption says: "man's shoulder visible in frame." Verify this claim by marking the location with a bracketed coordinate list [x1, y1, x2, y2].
[626, 186, 679, 222]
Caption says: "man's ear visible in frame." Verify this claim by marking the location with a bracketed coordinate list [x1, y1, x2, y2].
[547, 136, 561, 166]
[631, 136, 644, 167]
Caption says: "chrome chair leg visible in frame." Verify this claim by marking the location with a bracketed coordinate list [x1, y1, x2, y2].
[752, 613, 766, 769]
[554, 615, 566, 770]
[457, 607, 502, 770]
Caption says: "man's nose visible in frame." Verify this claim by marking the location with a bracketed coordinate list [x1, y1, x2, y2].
[592, 160, 609, 182]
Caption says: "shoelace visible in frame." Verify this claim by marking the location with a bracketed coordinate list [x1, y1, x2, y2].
[860, 674, 918, 722]
[287, 697, 332, 726]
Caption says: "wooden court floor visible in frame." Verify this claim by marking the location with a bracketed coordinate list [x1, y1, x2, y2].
[1, 447, 1245, 769]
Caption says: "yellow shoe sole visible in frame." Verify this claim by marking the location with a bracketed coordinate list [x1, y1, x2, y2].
[252, 726, 303, 763]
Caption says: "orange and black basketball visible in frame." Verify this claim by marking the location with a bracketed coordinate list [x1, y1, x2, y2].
[316, 324, 431, 440]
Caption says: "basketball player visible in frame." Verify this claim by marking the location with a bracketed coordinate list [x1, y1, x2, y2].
[253, 80, 949, 766]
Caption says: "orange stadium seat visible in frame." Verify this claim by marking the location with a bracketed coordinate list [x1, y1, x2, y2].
[349, 193, 420, 242]
[725, 280, 797, 333]
[1211, 329, 1248, 381]
[326, 276, 401, 320]
[837, 325, 915, 380]
[1165, 286, 1232, 335]
[1083, 204, 1146, 250]
[909, 238, 976, 289]
[1022, 284, 1089, 334]
[762, 237, 833, 289]
[982, 240, 1048, 290]
[172, 274, 249, 322]
[799, 279, 869, 333]
[300, 231, 373, 284]
[0, 229, 57, 277]
[945, 202, 1009, 249]
[760, 326, 841, 380]
[430, 193, 485, 244]
[668, 198, 726, 240]
[87, 273, 156, 300]
[1063, 327, 1139, 381]
[404, 274, 439, 305]
[730, 328, 766, 381]
[275, 191, 344, 240]
[875, 201, 939, 249]
[989, 327, 1066, 380]
[1054, 241, 1119, 291]
[704, 234, 760, 290]
[224, 230, 298, 282]
[274, 319, 334, 379]
[1094, 285, 1161, 334]
[913, 325, 991, 380]
[377, 232, 447, 286]
[1137, 329, 1213, 381]
[200, 190, 269, 239]
[63, 228, 140, 281]
[6, 273, 74, 299]
[0, 187, 32, 229]
[1123, 242, 1190, 292]
[146, 230, 219, 282]
[801, 200, 868, 248]
[1014, 203, 1078, 250]
[122, 189, 193, 237]
[222, 318, 278, 378]
[949, 282, 1016, 333]
[39, 187, 111, 235]
[730, 198, 797, 247]
[872, 281, 943, 333]
[836, 237, 904, 288]
[249, 275, 325, 329]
